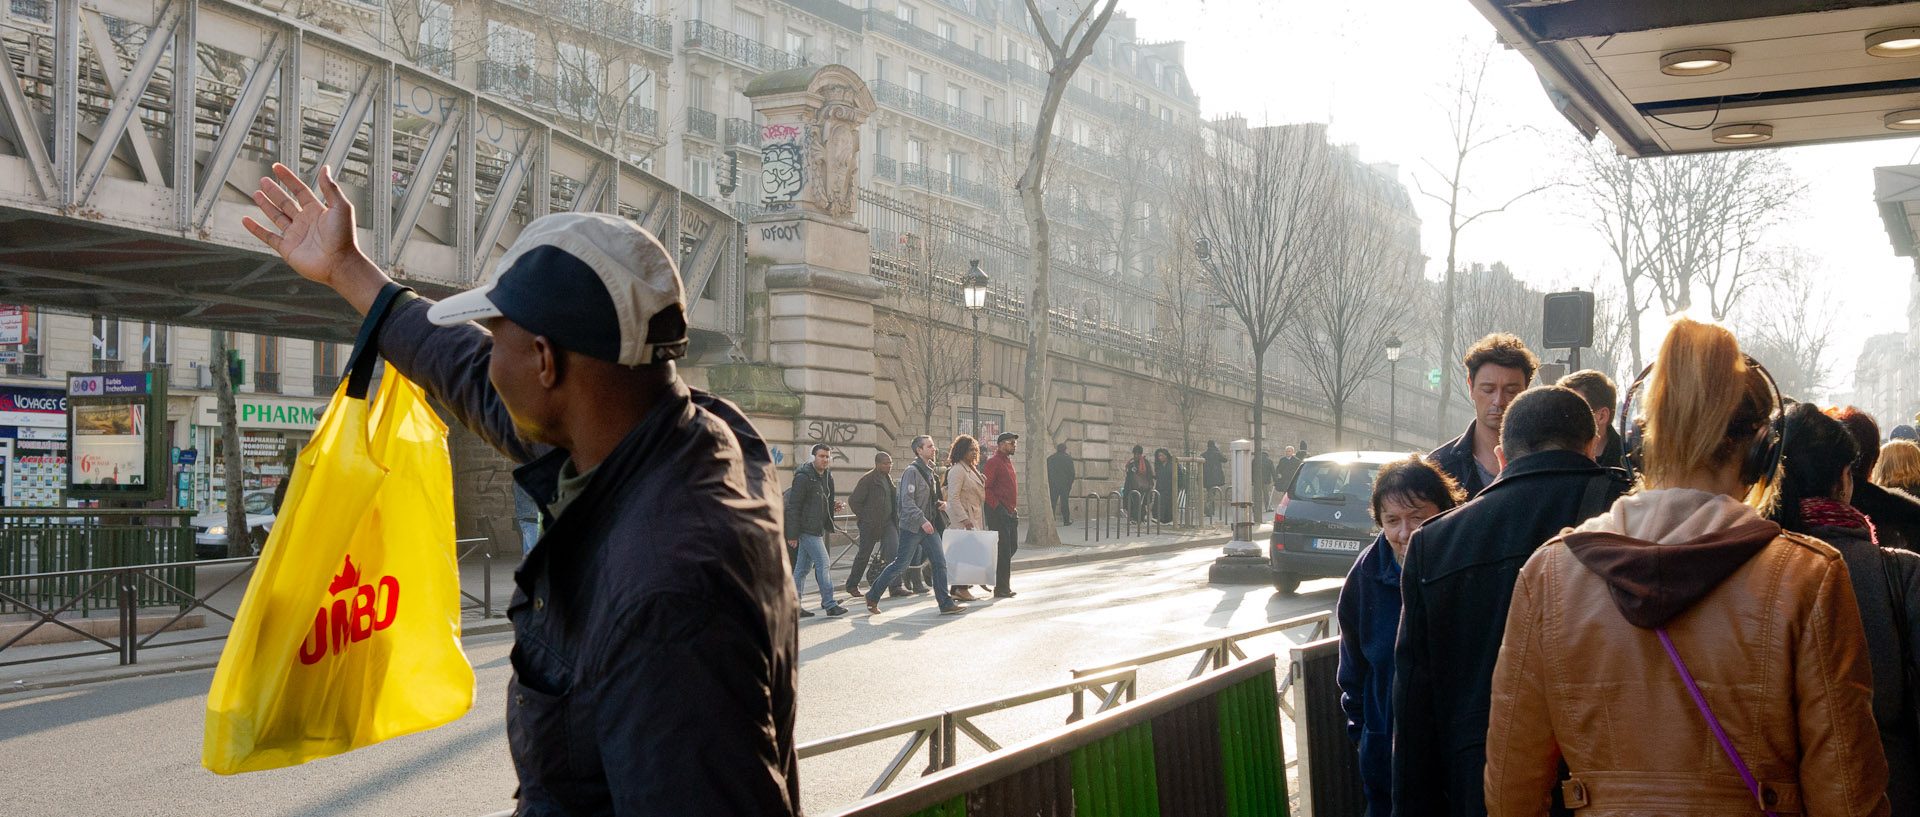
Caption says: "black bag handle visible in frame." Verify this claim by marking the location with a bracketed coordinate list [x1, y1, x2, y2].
[342, 284, 414, 400]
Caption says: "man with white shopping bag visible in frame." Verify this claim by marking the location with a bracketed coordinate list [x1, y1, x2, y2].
[241, 164, 799, 816]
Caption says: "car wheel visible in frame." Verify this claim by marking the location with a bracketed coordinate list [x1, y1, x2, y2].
[1272, 571, 1301, 596]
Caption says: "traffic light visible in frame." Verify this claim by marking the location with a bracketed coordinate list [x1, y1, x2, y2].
[717, 150, 741, 197]
[1542, 290, 1595, 349]
[227, 349, 245, 386]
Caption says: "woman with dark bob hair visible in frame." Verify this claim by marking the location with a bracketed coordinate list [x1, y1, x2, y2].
[1336, 456, 1465, 817]
[1770, 403, 1920, 816]
[1485, 319, 1887, 817]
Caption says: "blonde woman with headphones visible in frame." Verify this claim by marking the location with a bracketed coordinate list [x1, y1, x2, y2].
[1484, 318, 1887, 817]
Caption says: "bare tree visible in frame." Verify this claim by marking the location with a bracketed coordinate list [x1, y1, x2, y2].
[536, 13, 668, 159]
[1156, 223, 1219, 457]
[1182, 120, 1339, 463]
[1635, 151, 1802, 321]
[1284, 167, 1421, 446]
[1014, 0, 1124, 547]
[1449, 260, 1543, 410]
[211, 331, 251, 558]
[1736, 247, 1839, 399]
[1417, 42, 1555, 435]
[877, 230, 977, 438]
[349, 0, 487, 68]
[1570, 139, 1653, 374]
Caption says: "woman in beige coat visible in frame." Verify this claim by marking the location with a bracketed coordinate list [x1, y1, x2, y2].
[1485, 318, 1887, 817]
[946, 435, 986, 601]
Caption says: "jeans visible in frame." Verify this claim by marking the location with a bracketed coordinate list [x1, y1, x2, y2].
[847, 525, 899, 588]
[987, 504, 1017, 591]
[867, 528, 953, 609]
[792, 533, 839, 610]
[1051, 487, 1073, 524]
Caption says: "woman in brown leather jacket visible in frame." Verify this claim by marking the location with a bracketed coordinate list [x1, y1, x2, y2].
[1485, 319, 1889, 817]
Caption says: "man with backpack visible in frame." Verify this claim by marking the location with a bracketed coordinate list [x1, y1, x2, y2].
[864, 435, 967, 616]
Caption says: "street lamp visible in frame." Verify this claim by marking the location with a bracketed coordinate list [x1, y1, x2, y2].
[1385, 335, 1403, 450]
[964, 259, 989, 438]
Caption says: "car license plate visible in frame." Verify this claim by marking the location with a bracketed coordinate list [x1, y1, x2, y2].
[1314, 538, 1364, 553]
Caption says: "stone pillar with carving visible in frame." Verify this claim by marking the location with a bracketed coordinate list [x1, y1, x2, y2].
[743, 66, 883, 469]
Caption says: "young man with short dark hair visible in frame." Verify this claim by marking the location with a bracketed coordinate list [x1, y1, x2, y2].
[1556, 368, 1627, 472]
[788, 443, 848, 618]
[1427, 333, 1538, 498]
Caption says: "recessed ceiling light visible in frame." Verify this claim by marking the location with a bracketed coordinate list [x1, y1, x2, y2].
[1660, 49, 1733, 76]
[1886, 109, 1920, 130]
[1711, 124, 1774, 144]
[1867, 28, 1920, 57]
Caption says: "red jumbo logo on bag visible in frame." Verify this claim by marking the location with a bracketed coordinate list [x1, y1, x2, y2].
[298, 555, 400, 665]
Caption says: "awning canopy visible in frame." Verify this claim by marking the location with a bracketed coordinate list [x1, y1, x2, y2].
[1467, 0, 1920, 157]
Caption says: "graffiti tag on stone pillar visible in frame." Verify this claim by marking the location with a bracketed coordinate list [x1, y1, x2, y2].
[761, 124, 804, 205]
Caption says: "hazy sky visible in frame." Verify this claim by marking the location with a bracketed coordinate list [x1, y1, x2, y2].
[1117, 0, 1915, 395]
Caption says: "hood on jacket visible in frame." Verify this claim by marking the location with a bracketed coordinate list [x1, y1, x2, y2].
[1560, 489, 1782, 629]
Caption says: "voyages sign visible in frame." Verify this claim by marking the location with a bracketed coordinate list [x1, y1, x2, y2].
[0, 387, 67, 428]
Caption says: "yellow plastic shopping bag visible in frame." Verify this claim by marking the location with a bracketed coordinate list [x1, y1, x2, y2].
[203, 352, 471, 774]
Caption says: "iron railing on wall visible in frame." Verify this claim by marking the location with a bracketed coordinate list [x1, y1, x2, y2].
[683, 20, 809, 73]
[0, 510, 195, 612]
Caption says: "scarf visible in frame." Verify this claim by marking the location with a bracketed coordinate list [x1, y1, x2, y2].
[1800, 497, 1877, 542]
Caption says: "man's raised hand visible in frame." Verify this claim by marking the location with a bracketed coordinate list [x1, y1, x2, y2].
[241, 163, 389, 315]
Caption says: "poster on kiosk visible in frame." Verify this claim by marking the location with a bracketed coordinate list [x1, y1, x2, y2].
[67, 370, 168, 502]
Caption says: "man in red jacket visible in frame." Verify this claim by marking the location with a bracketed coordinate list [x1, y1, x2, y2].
[983, 432, 1020, 598]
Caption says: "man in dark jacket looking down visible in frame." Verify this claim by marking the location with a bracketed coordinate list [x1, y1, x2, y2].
[242, 164, 799, 816]
[1427, 333, 1537, 498]
[1392, 386, 1629, 817]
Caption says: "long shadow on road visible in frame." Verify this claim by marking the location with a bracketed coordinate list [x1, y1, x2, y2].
[0, 669, 207, 742]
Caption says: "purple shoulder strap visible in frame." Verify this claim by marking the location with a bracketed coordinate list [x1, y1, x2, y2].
[1656, 628, 1780, 817]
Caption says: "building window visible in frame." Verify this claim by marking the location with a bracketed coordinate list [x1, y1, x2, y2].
[981, 97, 994, 122]
[689, 75, 709, 110]
[906, 138, 924, 166]
[688, 157, 713, 197]
[907, 69, 926, 95]
[946, 85, 963, 110]
[255, 334, 279, 375]
[314, 341, 343, 394]
[91, 315, 120, 362]
[874, 126, 889, 157]
[785, 30, 811, 57]
[896, 3, 915, 24]
[143, 322, 169, 365]
[687, 0, 703, 21]
[733, 10, 762, 43]
[486, 22, 534, 65]
[947, 152, 966, 180]
[936, 20, 955, 41]
[1016, 98, 1028, 125]
[973, 35, 984, 55]
[1160, 105, 1172, 122]
[5, 306, 40, 377]
[875, 55, 889, 82]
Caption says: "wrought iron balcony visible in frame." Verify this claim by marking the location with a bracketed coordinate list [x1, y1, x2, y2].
[1005, 58, 1047, 90]
[89, 357, 121, 373]
[312, 374, 342, 395]
[870, 80, 1008, 146]
[683, 20, 808, 73]
[626, 105, 659, 137]
[4, 353, 42, 378]
[416, 45, 455, 76]
[687, 107, 718, 140]
[873, 155, 896, 181]
[864, 11, 1007, 82]
[254, 371, 281, 394]
[544, 0, 675, 54]
[479, 60, 550, 103]
[9, 0, 48, 21]
[724, 117, 761, 149]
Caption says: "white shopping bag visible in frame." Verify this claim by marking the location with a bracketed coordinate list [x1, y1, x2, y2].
[942, 529, 997, 585]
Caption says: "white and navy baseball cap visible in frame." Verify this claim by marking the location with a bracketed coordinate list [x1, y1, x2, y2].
[426, 212, 689, 365]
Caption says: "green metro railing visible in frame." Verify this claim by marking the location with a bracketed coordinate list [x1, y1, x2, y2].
[834, 654, 1290, 817]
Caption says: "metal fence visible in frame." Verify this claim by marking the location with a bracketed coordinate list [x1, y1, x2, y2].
[0, 509, 195, 613]
[0, 557, 254, 668]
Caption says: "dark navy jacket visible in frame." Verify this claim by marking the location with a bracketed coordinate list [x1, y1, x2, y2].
[1337, 534, 1400, 817]
[1426, 421, 1491, 499]
[367, 289, 800, 816]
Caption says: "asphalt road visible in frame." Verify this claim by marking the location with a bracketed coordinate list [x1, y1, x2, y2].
[0, 547, 1342, 817]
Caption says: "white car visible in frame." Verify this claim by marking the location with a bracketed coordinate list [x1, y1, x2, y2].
[193, 489, 276, 558]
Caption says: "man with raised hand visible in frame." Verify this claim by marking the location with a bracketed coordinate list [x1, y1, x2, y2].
[242, 164, 798, 816]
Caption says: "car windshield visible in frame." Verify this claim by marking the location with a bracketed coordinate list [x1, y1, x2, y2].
[1287, 461, 1380, 502]
[243, 492, 273, 514]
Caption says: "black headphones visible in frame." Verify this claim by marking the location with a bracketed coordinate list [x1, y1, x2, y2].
[1619, 354, 1786, 486]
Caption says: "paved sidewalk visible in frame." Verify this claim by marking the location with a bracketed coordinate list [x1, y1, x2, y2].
[1, 520, 1261, 693]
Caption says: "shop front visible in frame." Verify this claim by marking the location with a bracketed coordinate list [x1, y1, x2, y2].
[190, 395, 328, 515]
[0, 385, 68, 507]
